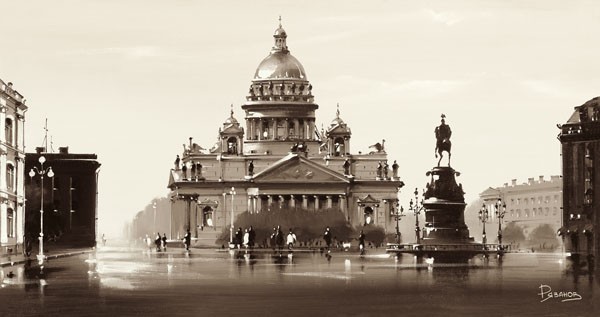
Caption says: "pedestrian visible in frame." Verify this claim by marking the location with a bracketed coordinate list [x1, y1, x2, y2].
[248, 226, 256, 249]
[275, 226, 284, 252]
[358, 230, 366, 255]
[235, 227, 243, 249]
[155, 233, 162, 252]
[323, 227, 332, 252]
[162, 233, 167, 251]
[243, 229, 250, 249]
[183, 229, 191, 251]
[270, 227, 277, 250]
[145, 234, 153, 252]
[102, 234, 106, 246]
[286, 228, 297, 250]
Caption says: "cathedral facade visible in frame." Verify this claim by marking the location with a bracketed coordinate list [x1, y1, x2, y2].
[167, 23, 403, 245]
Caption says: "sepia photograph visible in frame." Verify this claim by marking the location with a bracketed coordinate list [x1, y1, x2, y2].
[0, 1, 598, 316]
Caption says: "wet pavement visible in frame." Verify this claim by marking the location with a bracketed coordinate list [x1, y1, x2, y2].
[0, 243, 598, 316]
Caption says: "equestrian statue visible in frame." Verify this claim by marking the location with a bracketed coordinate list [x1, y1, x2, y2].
[434, 114, 452, 167]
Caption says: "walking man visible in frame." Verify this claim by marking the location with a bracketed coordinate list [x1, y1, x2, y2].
[323, 227, 332, 253]
[286, 229, 297, 250]
[183, 229, 191, 251]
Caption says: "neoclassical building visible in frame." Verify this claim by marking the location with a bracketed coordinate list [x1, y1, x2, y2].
[0, 78, 27, 256]
[479, 176, 562, 240]
[167, 22, 403, 245]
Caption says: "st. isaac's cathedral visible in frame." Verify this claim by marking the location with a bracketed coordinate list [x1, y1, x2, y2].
[167, 21, 404, 245]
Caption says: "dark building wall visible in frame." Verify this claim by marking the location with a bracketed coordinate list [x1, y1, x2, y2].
[25, 150, 100, 248]
[559, 98, 600, 269]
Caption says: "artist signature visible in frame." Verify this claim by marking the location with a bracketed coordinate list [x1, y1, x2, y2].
[538, 284, 582, 302]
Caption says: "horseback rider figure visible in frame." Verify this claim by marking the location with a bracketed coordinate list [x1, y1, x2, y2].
[434, 114, 452, 167]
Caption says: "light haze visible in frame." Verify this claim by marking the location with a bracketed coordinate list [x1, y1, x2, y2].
[1, 0, 598, 238]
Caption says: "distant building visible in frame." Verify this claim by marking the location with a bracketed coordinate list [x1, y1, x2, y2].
[558, 96, 600, 264]
[25, 147, 100, 248]
[479, 176, 562, 242]
[167, 22, 403, 245]
[0, 78, 27, 256]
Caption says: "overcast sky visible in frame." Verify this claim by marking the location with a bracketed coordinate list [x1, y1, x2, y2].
[1, 0, 599, 237]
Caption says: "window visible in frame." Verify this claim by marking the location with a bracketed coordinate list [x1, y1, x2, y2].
[7, 208, 14, 237]
[5, 118, 12, 145]
[227, 137, 237, 155]
[6, 164, 14, 191]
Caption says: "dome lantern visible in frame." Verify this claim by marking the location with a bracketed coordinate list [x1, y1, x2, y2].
[273, 16, 288, 52]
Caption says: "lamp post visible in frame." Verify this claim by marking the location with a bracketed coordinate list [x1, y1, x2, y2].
[495, 198, 506, 247]
[409, 188, 424, 244]
[229, 187, 236, 244]
[479, 203, 490, 245]
[390, 203, 405, 243]
[152, 201, 157, 232]
[29, 156, 54, 264]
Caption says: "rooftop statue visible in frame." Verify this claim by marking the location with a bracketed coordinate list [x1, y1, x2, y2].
[435, 114, 452, 166]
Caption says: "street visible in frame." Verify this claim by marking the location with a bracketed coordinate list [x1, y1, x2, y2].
[1, 242, 598, 316]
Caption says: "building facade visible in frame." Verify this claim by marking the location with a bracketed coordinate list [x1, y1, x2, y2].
[479, 176, 562, 242]
[25, 147, 101, 248]
[0, 78, 27, 256]
[167, 23, 403, 245]
[558, 96, 600, 265]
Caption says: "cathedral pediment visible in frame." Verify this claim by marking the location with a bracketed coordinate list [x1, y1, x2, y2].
[327, 124, 351, 135]
[357, 194, 380, 205]
[252, 154, 349, 183]
[221, 124, 244, 135]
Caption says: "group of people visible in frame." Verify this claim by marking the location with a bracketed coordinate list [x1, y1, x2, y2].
[268, 226, 298, 251]
[145, 233, 168, 252]
[323, 227, 366, 255]
[233, 226, 256, 250]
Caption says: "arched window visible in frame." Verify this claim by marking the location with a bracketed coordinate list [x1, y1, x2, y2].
[202, 206, 213, 227]
[6, 164, 14, 191]
[333, 137, 345, 156]
[5, 118, 13, 145]
[227, 137, 237, 155]
[364, 207, 374, 225]
[7, 208, 14, 237]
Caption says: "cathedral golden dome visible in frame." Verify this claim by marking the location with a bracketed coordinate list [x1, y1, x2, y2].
[254, 52, 307, 80]
[253, 20, 307, 80]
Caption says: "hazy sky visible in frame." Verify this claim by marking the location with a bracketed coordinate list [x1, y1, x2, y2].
[1, 0, 599, 237]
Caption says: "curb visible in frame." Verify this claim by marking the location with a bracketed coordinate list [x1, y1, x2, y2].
[0, 250, 93, 267]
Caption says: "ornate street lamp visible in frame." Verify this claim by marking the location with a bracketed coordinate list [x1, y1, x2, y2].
[409, 188, 425, 244]
[495, 198, 507, 247]
[29, 156, 54, 264]
[479, 203, 490, 245]
[229, 187, 236, 245]
[390, 203, 405, 243]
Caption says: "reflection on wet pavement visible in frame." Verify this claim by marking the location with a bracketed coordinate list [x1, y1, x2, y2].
[1, 245, 598, 316]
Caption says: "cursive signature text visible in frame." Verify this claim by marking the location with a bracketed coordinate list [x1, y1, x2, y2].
[538, 284, 582, 302]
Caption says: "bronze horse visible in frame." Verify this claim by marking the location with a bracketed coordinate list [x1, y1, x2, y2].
[435, 137, 452, 167]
